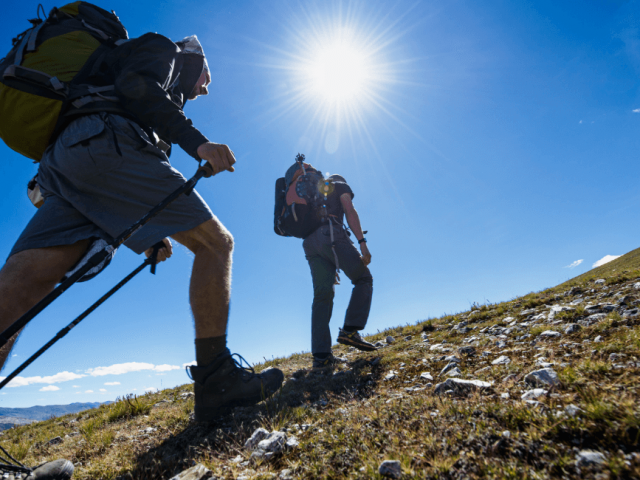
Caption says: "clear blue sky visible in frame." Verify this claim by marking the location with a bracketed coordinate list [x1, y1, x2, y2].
[0, 0, 638, 408]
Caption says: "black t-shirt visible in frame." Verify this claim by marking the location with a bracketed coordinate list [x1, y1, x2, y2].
[324, 175, 354, 225]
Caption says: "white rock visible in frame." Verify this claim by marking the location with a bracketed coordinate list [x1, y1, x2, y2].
[502, 430, 511, 438]
[521, 388, 547, 400]
[245, 428, 270, 451]
[251, 431, 288, 461]
[168, 464, 212, 480]
[525, 368, 559, 387]
[439, 362, 458, 377]
[565, 323, 581, 334]
[384, 371, 396, 381]
[434, 378, 492, 395]
[539, 330, 561, 338]
[446, 367, 462, 377]
[378, 460, 402, 479]
[429, 344, 452, 352]
[386, 336, 395, 344]
[594, 335, 603, 342]
[565, 404, 583, 417]
[492, 355, 511, 365]
[576, 450, 606, 466]
[500, 392, 510, 399]
[420, 372, 433, 381]
[634, 282, 640, 290]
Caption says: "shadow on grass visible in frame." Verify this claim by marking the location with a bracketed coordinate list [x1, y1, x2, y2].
[128, 357, 382, 479]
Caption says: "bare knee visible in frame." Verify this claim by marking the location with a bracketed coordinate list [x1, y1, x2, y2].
[172, 218, 234, 256]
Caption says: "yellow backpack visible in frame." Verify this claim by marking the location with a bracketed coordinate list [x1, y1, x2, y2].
[0, 2, 128, 161]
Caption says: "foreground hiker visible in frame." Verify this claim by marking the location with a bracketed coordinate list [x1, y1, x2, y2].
[0, 3, 283, 437]
[274, 155, 375, 369]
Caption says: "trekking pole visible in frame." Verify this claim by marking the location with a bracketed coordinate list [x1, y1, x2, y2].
[0, 163, 214, 350]
[0, 242, 165, 391]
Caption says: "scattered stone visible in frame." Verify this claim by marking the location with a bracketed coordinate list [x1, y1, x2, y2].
[180, 392, 194, 399]
[445, 367, 462, 377]
[46, 436, 63, 446]
[378, 460, 402, 479]
[384, 372, 396, 381]
[386, 336, 395, 344]
[594, 279, 605, 285]
[623, 308, 639, 318]
[370, 357, 381, 366]
[492, 355, 511, 365]
[565, 323, 581, 334]
[348, 347, 357, 353]
[374, 341, 385, 348]
[249, 431, 293, 461]
[619, 295, 635, 305]
[429, 344, 452, 352]
[565, 404, 584, 417]
[443, 355, 461, 363]
[404, 335, 412, 341]
[458, 346, 476, 356]
[634, 282, 640, 290]
[525, 368, 559, 387]
[575, 450, 606, 467]
[420, 372, 433, 381]
[439, 362, 458, 377]
[594, 335, 603, 342]
[500, 392, 510, 399]
[539, 330, 561, 338]
[521, 388, 547, 400]
[502, 430, 511, 438]
[168, 464, 213, 480]
[434, 378, 492, 396]
[502, 374, 517, 383]
[245, 428, 269, 451]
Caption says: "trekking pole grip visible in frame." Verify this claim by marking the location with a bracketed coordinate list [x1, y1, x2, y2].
[149, 241, 165, 275]
[198, 162, 214, 178]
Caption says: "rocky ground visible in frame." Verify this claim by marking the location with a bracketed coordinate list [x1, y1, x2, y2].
[2, 262, 640, 479]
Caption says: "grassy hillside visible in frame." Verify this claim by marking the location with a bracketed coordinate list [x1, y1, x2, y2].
[2, 253, 640, 479]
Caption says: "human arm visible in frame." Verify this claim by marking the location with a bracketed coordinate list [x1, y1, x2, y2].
[113, 34, 210, 159]
[340, 193, 371, 266]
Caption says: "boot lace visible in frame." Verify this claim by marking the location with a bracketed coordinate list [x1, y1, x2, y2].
[231, 353, 257, 381]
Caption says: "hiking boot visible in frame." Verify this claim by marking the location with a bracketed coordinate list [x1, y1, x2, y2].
[188, 351, 284, 422]
[337, 328, 377, 351]
[32, 459, 74, 479]
[312, 354, 348, 370]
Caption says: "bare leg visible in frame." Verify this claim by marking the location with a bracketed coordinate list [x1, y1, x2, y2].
[171, 216, 233, 338]
[0, 240, 91, 370]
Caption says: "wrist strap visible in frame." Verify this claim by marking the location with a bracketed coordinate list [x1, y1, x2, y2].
[358, 237, 367, 244]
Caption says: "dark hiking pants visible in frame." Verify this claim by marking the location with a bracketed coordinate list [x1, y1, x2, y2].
[303, 224, 373, 355]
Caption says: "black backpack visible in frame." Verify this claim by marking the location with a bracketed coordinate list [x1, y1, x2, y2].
[274, 154, 330, 239]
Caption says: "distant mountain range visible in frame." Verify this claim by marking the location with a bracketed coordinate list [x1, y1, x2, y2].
[0, 402, 105, 430]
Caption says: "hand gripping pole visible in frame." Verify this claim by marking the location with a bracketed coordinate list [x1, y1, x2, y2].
[0, 163, 214, 351]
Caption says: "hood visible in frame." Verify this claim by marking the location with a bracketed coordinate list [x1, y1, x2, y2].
[175, 35, 209, 100]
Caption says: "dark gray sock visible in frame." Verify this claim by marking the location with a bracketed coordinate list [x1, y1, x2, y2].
[195, 335, 227, 366]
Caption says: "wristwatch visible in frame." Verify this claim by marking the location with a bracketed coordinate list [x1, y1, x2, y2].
[358, 238, 367, 244]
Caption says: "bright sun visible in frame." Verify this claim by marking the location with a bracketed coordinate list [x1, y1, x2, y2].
[308, 42, 369, 103]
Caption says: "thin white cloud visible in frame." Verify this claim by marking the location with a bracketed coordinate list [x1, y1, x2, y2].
[86, 362, 179, 377]
[633, 108, 640, 113]
[593, 255, 621, 268]
[72, 385, 80, 388]
[0, 371, 85, 388]
[564, 259, 583, 269]
[0, 362, 179, 389]
[40, 385, 60, 392]
[85, 390, 94, 393]
[99, 388, 107, 392]
[144, 387, 158, 392]
[104, 382, 120, 386]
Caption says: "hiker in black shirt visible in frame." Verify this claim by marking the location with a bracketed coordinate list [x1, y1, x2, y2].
[284, 163, 376, 369]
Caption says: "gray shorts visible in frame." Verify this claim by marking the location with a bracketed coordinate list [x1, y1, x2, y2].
[10, 113, 213, 258]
